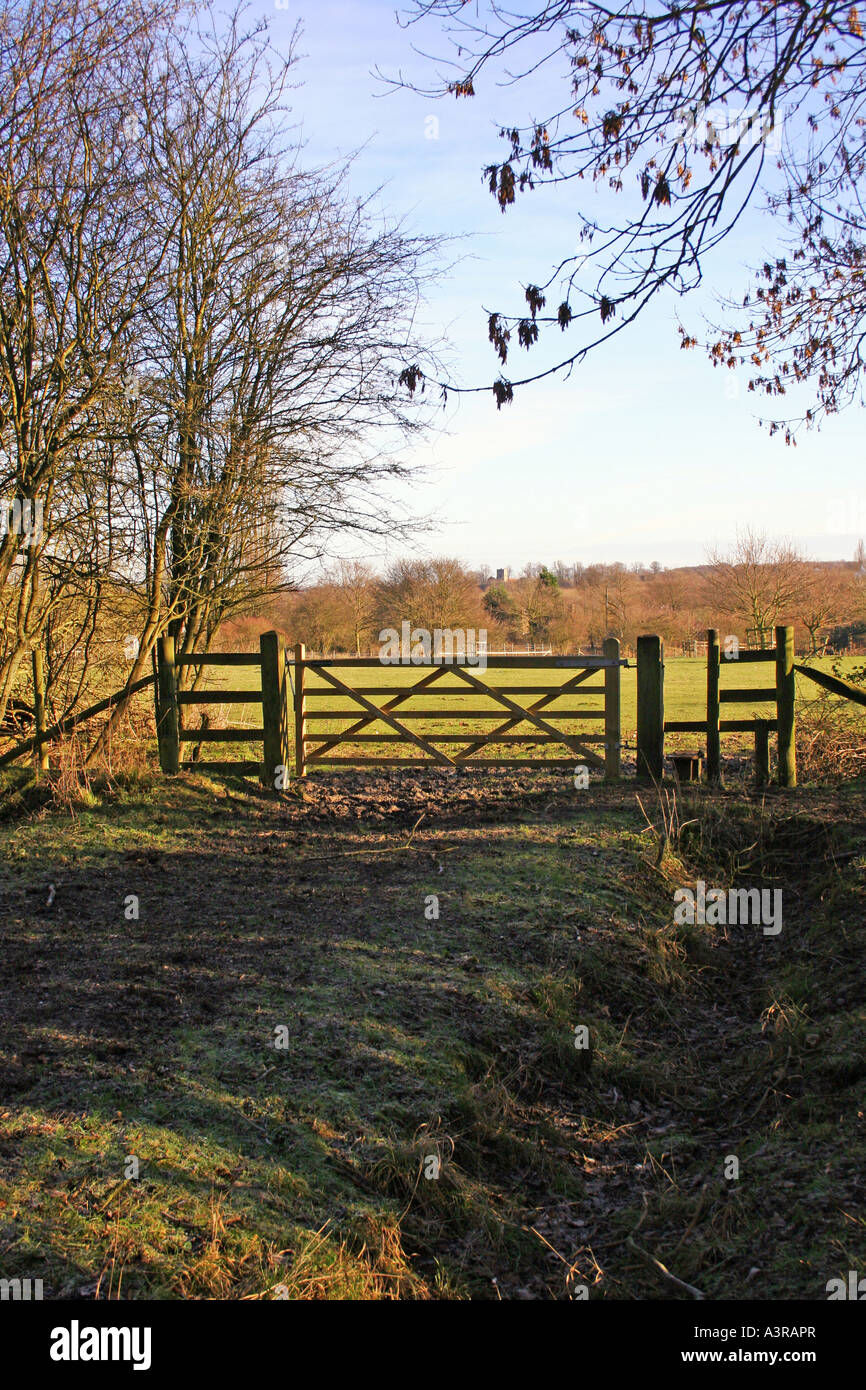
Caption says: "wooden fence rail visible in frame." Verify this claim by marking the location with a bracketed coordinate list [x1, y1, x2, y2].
[793, 663, 866, 707]
[0, 674, 156, 768]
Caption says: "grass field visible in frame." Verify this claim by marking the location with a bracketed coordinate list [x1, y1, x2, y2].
[188, 653, 866, 771]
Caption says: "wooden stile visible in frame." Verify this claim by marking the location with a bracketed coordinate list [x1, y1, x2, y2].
[669, 629, 797, 788]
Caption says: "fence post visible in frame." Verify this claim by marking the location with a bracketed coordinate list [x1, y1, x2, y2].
[260, 630, 289, 788]
[294, 642, 307, 778]
[755, 720, 771, 788]
[603, 636, 621, 781]
[706, 628, 721, 784]
[775, 623, 796, 788]
[636, 635, 664, 783]
[156, 635, 180, 774]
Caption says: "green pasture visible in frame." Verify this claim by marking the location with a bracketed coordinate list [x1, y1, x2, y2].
[186, 653, 866, 770]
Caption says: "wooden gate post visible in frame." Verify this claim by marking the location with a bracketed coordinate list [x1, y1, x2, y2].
[603, 636, 621, 781]
[775, 624, 797, 788]
[260, 630, 289, 788]
[294, 642, 307, 778]
[755, 720, 771, 788]
[636, 635, 664, 783]
[156, 635, 180, 774]
[706, 628, 721, 784]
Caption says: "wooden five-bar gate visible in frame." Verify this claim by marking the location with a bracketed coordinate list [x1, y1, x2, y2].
[155, 633, 626, 783]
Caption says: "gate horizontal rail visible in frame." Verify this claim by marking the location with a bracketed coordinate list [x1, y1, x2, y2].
[301, 655, 622, 669]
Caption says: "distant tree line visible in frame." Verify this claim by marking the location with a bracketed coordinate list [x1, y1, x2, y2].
[233, 534, 866, 657]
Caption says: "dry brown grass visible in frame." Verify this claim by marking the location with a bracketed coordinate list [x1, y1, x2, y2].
[796, 693, 866, 782]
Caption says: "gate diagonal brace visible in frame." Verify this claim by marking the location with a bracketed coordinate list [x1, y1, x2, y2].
[449, 665, 605, 766]
[308, 664, 456, 765]
[455, 665, 605, 761]
[306, 662, 454, 760]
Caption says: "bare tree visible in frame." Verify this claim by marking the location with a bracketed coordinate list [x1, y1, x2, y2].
[325, 560, 379, 656]
[91, 4, 443, 753]
[0, 0, 179, 725]
[377, 557, 483, 632]
[797, 566, 848, 656]
[294, 584, 345, 656]
[705, 529, 808, 645]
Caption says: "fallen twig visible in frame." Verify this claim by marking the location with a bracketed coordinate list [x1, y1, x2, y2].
[627, 1238, 706, 1299]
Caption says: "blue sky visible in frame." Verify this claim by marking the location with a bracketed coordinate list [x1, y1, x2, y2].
[264, 0, 864, 574]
